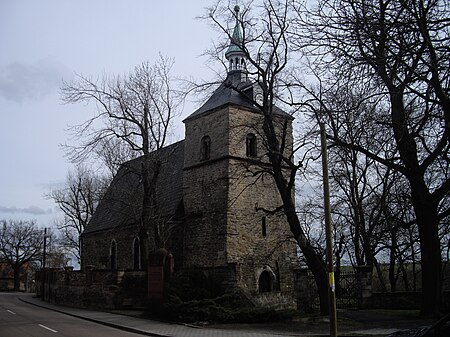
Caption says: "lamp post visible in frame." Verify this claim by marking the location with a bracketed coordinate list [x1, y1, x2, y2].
[319, 121, 338, 337]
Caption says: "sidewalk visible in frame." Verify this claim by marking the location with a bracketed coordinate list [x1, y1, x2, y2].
[19, 294, 423, 337]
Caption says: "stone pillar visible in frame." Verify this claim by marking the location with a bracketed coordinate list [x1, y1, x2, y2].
[355, 265, 373, 309]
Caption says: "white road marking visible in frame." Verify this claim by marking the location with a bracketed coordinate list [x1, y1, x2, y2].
[7, 310, 16, 315]
[38, 324, 58, 333]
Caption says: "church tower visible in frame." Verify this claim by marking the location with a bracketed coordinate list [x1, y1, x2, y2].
[182, 5, 297, 305]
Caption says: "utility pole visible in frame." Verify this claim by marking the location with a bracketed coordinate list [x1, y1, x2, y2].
[41, 228, 47, 300]
[43, 228, 47, 269]
[319, 121, 338, 337]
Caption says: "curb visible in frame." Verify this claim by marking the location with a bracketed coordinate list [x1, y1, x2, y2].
[18, 296, 167, 337]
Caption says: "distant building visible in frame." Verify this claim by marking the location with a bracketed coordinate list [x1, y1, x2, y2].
[81, 6, 297, 306]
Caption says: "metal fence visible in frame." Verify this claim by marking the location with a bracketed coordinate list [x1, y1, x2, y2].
[307, 270, 361, 309]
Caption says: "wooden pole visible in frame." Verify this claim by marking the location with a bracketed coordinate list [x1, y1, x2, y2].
[41, 227, 47, 300]
[320, 121, 338, 337]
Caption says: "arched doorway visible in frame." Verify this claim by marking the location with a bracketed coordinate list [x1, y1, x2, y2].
[258, 270, 273, 293]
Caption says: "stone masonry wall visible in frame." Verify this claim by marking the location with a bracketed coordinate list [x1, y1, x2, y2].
[183, 104, 297, 300]
[226, 107, 297, 296]
[36, 269, 147, 310]
[81, 224, 140, 271]
[183, 107, 230, 268]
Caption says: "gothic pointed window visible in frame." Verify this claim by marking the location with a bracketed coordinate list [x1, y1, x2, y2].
[246, 133, 257, 157]
[110, 240, 117, 270]
[201, 136, 211, 160]
[262, 216, 267, 237]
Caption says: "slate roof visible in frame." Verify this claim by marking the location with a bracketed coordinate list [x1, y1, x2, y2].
[82, 141, 184, 235]
[184, 72, 293, 122]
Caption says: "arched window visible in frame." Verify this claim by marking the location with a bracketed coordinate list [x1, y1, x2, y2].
[246, 133, 257, 157]
[261, 216, 267, 237]
[201, 136, 211, 160]
[258, 270, 273, 293]
[133, 237, 140, 270]
[110, 240, 117, 270]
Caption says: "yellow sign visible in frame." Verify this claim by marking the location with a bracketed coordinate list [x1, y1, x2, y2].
[329, 272, 335, 292]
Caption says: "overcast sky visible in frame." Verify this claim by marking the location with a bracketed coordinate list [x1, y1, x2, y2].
[0, 0, 223, 226]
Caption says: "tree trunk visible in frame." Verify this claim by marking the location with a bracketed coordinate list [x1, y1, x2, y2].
[139, 228, 149, 269]
[13, 265, 21, 291]
[391, 92, 442, 315]
[401, 262, 410, 292]
[268, 152, 329, 315]
[300, 238, 329, 315]
[139, 155, 163, 268]
[389, 229, 397, 292]
[140, 157, 152, 268]
[413, 192, 442, 316]
[410, 230, 417, 292]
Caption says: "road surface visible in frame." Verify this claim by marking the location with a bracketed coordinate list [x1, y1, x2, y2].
[0, 292, 144, 337]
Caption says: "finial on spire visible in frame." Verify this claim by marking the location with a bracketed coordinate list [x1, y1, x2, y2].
[225, 3, 246, 76]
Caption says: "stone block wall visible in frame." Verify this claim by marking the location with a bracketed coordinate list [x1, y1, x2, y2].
[81, 224, 140, 270]
[182, 161, 229, 268]
[183, 107, 230, 167]
[226, 107, 297, 296]
[183, 107, 230, 268]
[227, 107, 293, 161]
[183, 103, 297, 305]
[36, 269, 147, 309]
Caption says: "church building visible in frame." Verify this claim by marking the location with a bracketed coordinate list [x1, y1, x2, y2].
[80, 6, 298, 307]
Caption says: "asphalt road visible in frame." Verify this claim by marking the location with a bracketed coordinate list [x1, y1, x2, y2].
[0, 292, 144, 337]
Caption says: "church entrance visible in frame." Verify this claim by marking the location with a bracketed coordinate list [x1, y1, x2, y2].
[258, 270, 273, 293]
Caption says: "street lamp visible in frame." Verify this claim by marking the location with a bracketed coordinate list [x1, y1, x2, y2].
[319, 119, 338, 337]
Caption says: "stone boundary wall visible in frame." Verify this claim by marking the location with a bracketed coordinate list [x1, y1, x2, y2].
[36, 268, 147, 309]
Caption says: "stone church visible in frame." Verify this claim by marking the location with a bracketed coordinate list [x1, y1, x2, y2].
[81, 7, 298, 306]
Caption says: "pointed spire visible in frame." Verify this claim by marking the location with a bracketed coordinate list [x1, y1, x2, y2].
[225, 5, 246, 74]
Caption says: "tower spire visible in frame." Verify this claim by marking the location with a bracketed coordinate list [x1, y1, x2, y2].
[225, 5, 246, 75]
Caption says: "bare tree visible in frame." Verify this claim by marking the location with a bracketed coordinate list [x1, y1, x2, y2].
[61, 55, 182, 267]
[0, 220, 43, 291]
[94, 137, 140, 178]
[47, 165, 106, 263]
[292, 0, 450, 315]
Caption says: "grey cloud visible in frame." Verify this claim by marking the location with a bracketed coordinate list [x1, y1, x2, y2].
[0, 58, 69, 102]
[38, 180, 65, 190]
[0, 205, 52, 215]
